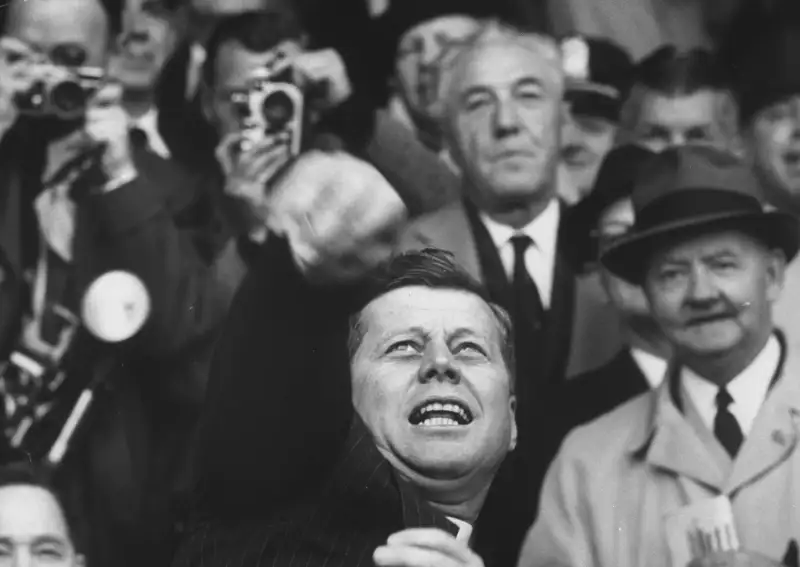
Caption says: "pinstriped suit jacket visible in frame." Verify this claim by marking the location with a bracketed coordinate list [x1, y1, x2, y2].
[171, 238, 460, 567]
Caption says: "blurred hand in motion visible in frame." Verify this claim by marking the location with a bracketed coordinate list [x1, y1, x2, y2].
[217, 132, 293, 233]
[688, 551, 784, 567]
[267, 151, 407, 282]
[85, 81, 137, 184]
[374, 528, 484, 567]
[292, 48, 352, 110]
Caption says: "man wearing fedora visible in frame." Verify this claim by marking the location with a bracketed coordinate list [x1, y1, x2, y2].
[550, 145, 671, 451]
[517, 145, 800, 567]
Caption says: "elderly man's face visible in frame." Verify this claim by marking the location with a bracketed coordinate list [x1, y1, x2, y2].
[630, 89, 733, 153]
[748, 95, 800, 207]
[395, 15, 481, 123]
[561, 110, 617, 199]
[113, 0, 178, 91]
[5, 0, 110, 68]
[447, 39, 563, 210]
[207, 39, 304, 138]
[0, 485, 84, 567]
[598, 198, 652, 318]
[350, 287, 516, 481]
[644, 230, 783, 359]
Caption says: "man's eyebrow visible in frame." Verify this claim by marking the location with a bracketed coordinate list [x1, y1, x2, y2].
[378, 326, 429, 343]
[448, 327, 482, 341]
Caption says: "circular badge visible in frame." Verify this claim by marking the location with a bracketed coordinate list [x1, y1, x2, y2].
[81, 271, 151, 343]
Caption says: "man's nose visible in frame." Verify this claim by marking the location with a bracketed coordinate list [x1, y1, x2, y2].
[418, 344, 461, 384]
[494, 100, 521, 137]
[687, 266, 719, 303]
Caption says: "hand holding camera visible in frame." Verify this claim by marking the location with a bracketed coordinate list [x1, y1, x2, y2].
[217, 132, 293, 233]
[290, 48, 353, 111]
[84, 81, 137, 186]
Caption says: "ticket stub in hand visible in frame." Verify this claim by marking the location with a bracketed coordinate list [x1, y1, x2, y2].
[665, 496, 740, 567]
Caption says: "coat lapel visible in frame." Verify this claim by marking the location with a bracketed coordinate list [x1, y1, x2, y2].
[725, 353, 800, 496]
[639, 377, 727, 492]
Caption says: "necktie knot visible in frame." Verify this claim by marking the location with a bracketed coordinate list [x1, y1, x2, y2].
[716, 387, 734, 409]
[510, 234, 533, 259]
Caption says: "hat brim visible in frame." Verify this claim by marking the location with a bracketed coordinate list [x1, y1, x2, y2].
[601, 210, 800, 284]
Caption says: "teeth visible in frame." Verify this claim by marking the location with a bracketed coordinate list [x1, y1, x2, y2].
[421, 417, 460, 427]
[419, 402, 470, 422]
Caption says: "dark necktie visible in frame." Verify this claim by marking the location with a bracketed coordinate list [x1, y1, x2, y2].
[714, 388, 744, 457]
[510, 234, 545, 326]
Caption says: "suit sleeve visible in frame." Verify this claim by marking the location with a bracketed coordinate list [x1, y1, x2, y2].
[516, 432, 598, 567]
[189, 236, 360, 521]
[79, 161, 234, 359]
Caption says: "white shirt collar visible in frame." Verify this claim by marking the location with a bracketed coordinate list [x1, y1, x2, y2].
[446, 516, 473, 545]
[478, 199, 560, 308]
[629, 347, 668, 389]
[682, 335, 781, 437]
[130, 108, 171, 159]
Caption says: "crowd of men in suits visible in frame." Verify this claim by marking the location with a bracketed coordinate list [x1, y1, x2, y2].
[0, 0, 799, 567]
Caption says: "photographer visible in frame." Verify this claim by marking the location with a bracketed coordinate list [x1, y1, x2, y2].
[0, 0, 235, 565]
[197, 8, 373, 274]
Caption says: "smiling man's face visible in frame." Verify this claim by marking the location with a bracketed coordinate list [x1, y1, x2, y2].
[350, 286, 516, 481]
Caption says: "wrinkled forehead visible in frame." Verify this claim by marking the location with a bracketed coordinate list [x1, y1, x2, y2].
[360, 287, 503, 342]
[6, 0, 109, 57]
[444, 31, 563, 100]
[0, 485, 70, 538]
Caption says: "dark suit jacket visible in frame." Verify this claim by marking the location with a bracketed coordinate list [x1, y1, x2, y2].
[0, 125, 235, 567]
[173, 238, 523, 567]
[542, 349, 652, 465]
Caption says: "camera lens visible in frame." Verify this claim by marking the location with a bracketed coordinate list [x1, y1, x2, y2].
[261, 90, 294, 132]
[50, 80, 87, 116]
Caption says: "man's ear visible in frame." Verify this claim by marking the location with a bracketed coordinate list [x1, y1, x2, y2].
[508, 395, 517, 452]
[766, 248, 787, 304]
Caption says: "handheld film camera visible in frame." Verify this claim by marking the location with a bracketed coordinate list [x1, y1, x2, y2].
[229, 51, 304, 157]
[14, 63, 104, 119]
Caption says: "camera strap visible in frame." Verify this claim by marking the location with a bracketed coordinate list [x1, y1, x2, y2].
[26, 236, 79, 365]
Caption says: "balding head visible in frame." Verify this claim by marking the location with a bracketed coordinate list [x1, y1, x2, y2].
[440, 21, 566, 218]
[5, 0, 111, 66]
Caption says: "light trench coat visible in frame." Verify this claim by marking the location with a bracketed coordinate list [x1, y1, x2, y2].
[518, 340, 800, 567]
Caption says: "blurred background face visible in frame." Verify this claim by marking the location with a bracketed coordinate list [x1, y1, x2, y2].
[207, 39, 304, 138]
[629, 89, 732, 153]
[395, 15, 481, 123]
[0, 485, 83, 567]
[644, 230, 781, 360]
[561, 109, 617, 200]
[350, 287, 516, 481]
[114, 0, 178, 91]
[447, 38, 563, 212]
[748, 95, 800, 210]
[6, 0, 110, 68]
[597, 198, 652, 319]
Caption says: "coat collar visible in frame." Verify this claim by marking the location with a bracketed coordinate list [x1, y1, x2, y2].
[629, 331, 800, 493]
